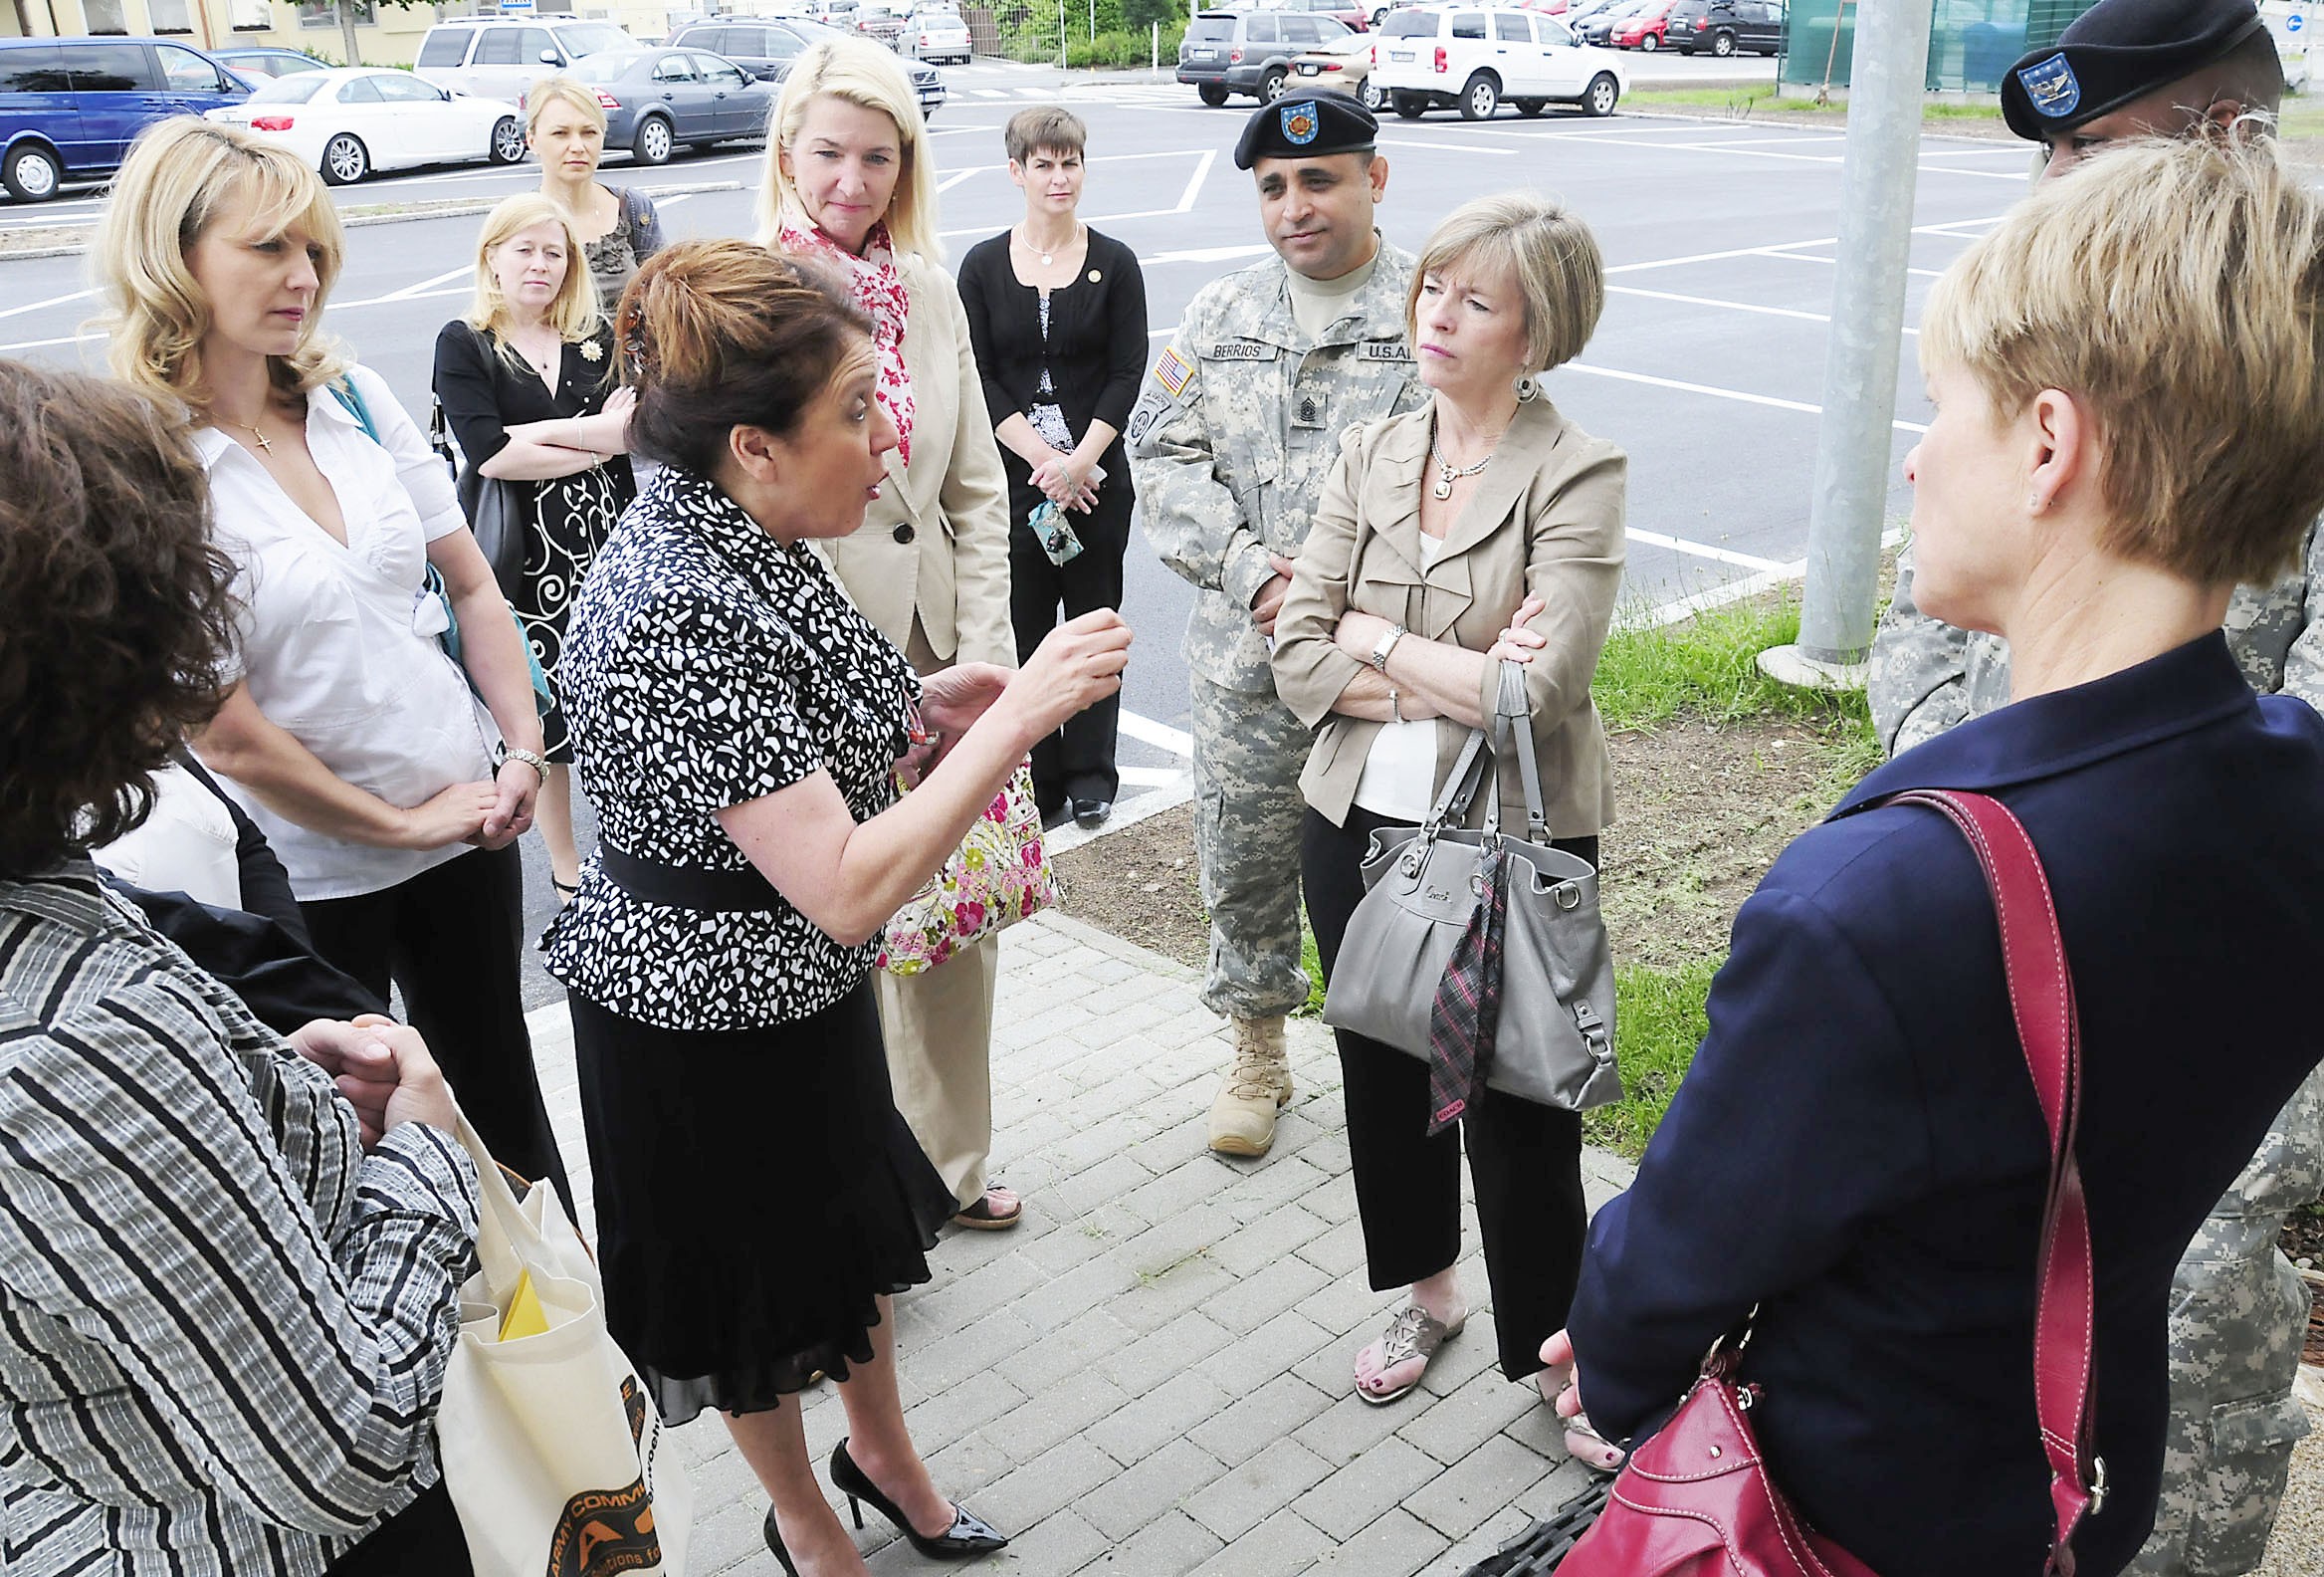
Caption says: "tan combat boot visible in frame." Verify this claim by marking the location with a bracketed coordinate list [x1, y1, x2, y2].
[1209, 1015, 1294, 1157]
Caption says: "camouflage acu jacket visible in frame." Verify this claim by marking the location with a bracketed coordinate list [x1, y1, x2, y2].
[1129, 243, 1428, 693]
[1868, 518, 2324, 756]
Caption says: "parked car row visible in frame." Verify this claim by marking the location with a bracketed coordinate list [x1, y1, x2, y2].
[1570, 0, 1781, 52]
[558, 48, 775, 165]
[208, 67, 524, 186]
[1176, 7, 1358, 105]
[663, 15, 948, 114]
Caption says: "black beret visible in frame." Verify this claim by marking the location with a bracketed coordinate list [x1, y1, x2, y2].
[2001, 0, 2272, 140]
[1233, 94, 1378, 170]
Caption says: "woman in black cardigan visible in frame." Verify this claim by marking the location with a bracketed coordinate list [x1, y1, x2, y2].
[957, 107, 1149, 828]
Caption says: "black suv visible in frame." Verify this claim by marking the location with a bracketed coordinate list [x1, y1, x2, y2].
[1177, 8, 1354, 106]
[1665, 0, 1783, 56]
[666, 14, 948, 115]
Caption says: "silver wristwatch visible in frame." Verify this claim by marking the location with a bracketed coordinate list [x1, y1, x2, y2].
[1369, 623, 1408, 675]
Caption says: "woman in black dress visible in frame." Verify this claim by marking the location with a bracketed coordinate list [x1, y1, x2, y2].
[435, 193, 636, 900]
[957, 107, 1148, 829]
[546, 239, 1131, 1577]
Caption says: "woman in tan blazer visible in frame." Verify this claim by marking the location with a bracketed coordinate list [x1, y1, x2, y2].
[1271, 194, 1626, 1459]
[757, 40, 1022, 1234]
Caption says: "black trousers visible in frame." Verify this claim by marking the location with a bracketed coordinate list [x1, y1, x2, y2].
[1007, 495, 1128, 811]
[325, 1480, 472, 1576]
[1302, 804, 1594, 1383]
[301, 844, 574, 1218]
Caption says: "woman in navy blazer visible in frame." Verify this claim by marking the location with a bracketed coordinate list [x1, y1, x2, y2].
[1549, 137, 2324, 1576]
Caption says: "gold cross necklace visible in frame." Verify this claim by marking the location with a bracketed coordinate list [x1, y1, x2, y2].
[239, 421, 274, 454]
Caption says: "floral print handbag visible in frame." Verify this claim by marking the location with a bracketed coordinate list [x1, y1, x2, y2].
[876, 762, 1058, 976]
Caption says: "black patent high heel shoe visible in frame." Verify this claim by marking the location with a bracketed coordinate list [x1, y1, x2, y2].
[761, 1505, 800, 1577]
[828, 1438, 1009, 1559]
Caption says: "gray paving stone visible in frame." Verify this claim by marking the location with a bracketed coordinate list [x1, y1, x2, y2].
[1202, 1250, 1334, 1334]
[1084, 1365, 1233, 1465]
[1074, 1507, 1226, 1577]
[1295, 1216, 1371, 1279]
[1183, 1436, 1338, 1541]
[1403, 1434, 1555, 1539]
[920, 1427, 1018, 1498]
[1309, 1505, 1446, 1575]
[1210, 1202, 1335, 1277]
[905, 1368, 1028, 1457]
[974, 1436, 1125, 1535]
[904, 1307, 1041, 1392]
[985, 1366, 1137, 1465]
[987, 1507, 1112, 1577]
[1294, 1390, 1432, 1469]
[1185, 1506, 1335, 1577]
[1111, 1201, 1240, 1279]
[1417, 1309, 1501, 1399]
[1294, 1435, 1448, 1543]
[1076, 1437, 1230, 1541]
[1108, 1306, 1232, 1386]
[1187, 1372, 1337, 1469]
[1014, 1253, 1142, 1335]
[1196, 1306, 1336, 1396]
[1109, 1250, 1242, 1335]
[992, 1307, 1139, 1394]
[1395, 1370, 1539, 1466]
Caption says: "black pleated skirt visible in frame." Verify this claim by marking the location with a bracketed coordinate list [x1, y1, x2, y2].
[566, 982, 954, 1426]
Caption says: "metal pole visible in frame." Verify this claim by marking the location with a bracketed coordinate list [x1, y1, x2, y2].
[1760, 0, 1937, 688]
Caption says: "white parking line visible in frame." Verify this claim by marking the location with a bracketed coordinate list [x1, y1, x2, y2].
[1119, 710, 1194, 756]
[1636, 527, 1909, 628]
[381, 265, 473, 302]
[1564, 361, 1929, 435]
[0, 287, 94, 322]
[1759, 245, 1945, 279]
[1606, 282, 1919, 336]
[1627, 527, 1788, 573]
[1375, 137, 1517, 156]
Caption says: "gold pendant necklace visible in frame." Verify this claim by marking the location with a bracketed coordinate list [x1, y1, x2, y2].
[240, 422, 273, 454]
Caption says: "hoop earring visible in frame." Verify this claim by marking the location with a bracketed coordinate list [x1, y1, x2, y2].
[1515, 373, 1540, 403]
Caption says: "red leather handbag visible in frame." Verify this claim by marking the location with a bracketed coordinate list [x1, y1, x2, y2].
[1558, 789, 2106, 1577]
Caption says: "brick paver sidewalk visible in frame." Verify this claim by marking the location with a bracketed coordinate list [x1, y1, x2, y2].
[528, 910, 1633, 1577]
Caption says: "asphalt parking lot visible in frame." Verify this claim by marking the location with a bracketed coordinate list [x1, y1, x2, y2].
[0, 66, 2029, 1001]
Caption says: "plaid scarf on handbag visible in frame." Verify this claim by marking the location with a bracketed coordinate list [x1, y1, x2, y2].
[1425, 847, 1506, 1136]
[777, 209, 917, 465]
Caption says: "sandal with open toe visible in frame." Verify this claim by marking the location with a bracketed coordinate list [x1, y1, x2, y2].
[1356, 1303, 1465, 1407]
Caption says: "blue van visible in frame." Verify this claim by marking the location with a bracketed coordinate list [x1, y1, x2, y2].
[0, 36, 249, 202]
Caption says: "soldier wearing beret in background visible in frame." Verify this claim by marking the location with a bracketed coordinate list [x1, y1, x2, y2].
[1130, 96, 1426, 1161]
[1866, 2, 2323, 1569]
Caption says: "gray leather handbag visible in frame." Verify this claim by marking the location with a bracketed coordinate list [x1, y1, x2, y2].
[1322, 661, 1621, 1112]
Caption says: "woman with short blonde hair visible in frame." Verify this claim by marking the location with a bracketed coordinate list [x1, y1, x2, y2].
[1273, 188, 1625, 1443]
[528, 73, 665, 314]
[93, 117, 573, 1212]
[434, 191, 637, 901]
[756, 38, 1025, 1239]
[1557, 135, 2324, 1576]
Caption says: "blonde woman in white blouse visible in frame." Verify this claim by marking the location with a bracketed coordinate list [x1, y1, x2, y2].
[93, 118, 573, 1213]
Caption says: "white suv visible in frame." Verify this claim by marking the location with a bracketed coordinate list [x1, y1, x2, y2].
[1370, 5, 1625, 118]
[414, 17, 639, 102]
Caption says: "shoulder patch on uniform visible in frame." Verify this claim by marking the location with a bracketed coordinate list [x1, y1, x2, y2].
[1153, 345, 1195, 399]
[1127, 384, 1173, 456]
[1361, 340, 1415, 362]
[1204, 338, 1277, 362]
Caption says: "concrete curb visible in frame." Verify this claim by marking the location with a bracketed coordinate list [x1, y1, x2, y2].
[0, 178, 744, 262]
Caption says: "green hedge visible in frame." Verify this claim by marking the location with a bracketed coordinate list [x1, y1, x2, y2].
[1064, 23, 1184, 66]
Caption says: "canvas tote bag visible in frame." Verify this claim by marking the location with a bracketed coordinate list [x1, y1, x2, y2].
[438, 1118, 693, 1577]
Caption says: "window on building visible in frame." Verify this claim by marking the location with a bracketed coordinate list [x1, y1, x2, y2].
[81, 0, 128, 34]
[298, 0, 376, 30]
[149, 0, 194, 32]
[229, 0, 273, 29]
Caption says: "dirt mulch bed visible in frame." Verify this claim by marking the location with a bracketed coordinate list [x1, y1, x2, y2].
[1051, 715, 1841, 978]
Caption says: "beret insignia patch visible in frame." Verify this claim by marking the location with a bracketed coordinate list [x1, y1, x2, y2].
[2017, 52, 2080, 118]
[1282, 103, 1320, 144]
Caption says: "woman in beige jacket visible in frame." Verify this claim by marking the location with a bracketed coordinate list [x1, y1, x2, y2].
[1271, 194, 1625, 1459]
[757, 40, 1022, 1231]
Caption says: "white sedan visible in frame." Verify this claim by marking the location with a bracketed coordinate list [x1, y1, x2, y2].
[906, 10, 971, 62]
[207, 67, 528, 186]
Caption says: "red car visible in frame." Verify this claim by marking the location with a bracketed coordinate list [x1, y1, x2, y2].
[1609, 0, 1678, 47]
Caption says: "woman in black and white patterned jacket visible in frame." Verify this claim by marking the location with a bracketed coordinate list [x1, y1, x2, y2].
[545, 240, 1129, 1577]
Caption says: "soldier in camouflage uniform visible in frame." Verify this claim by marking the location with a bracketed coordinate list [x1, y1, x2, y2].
[1865, 2, 2321, 1567]
[1129, 94, 1427, 1157]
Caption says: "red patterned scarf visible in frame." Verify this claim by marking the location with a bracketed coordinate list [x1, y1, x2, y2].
[776, 209, 916, 465]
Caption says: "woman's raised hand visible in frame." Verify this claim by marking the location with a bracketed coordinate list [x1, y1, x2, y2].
[1006, 609, 1132, 739]
[1488, 594, 1551, 666]
[603, 384, 638, 422]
